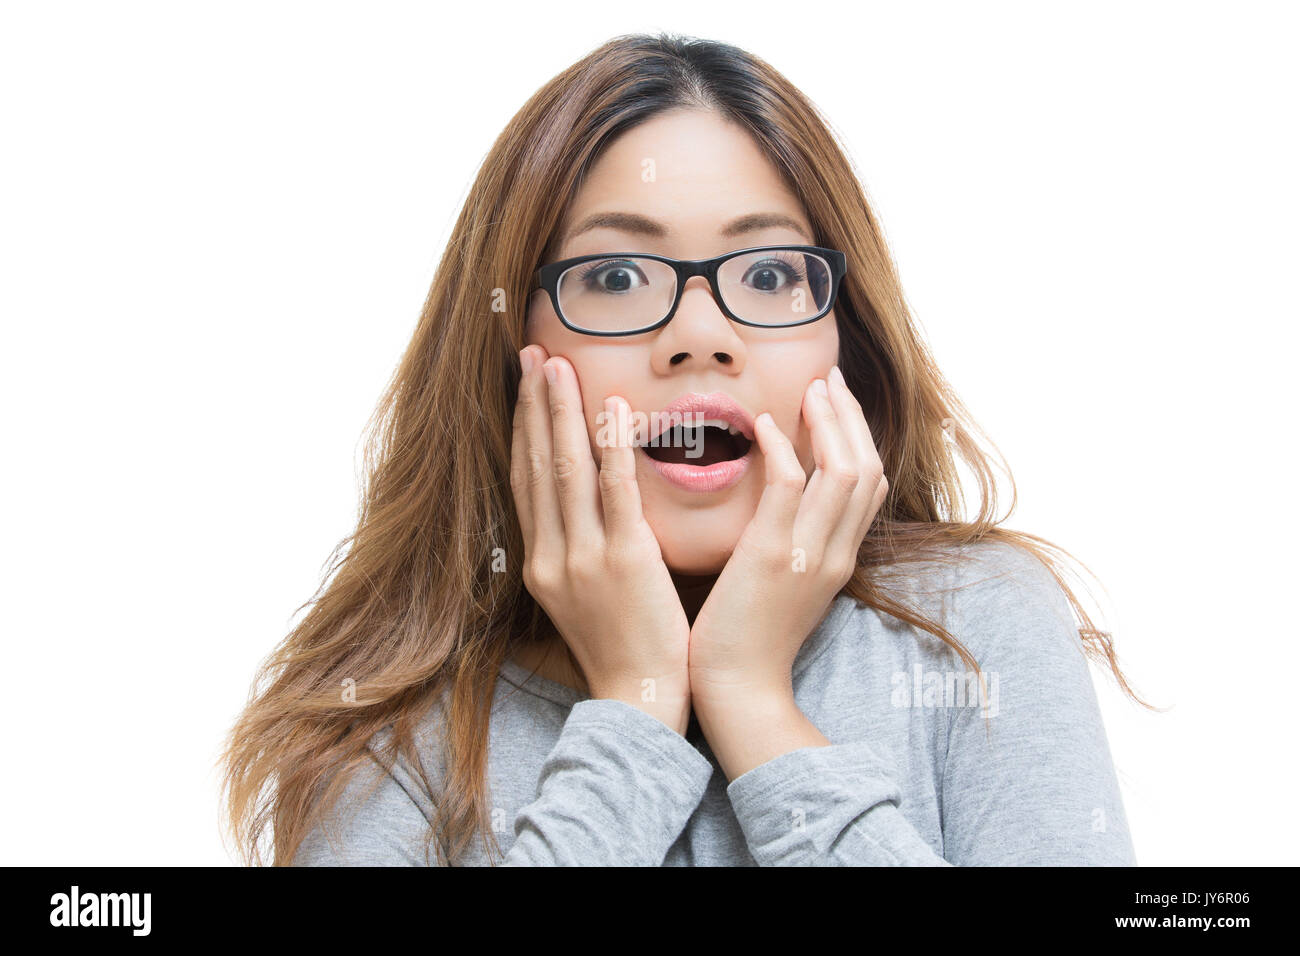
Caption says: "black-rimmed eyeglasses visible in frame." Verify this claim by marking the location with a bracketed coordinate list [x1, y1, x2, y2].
[531, 244, 847, 337]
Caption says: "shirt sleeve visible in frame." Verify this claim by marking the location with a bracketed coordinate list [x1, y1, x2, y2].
[504, 698, 714, 865]
[726, 737, 950, 865]
[724, 542, 1136, 866]
[291, 697, 714, 866]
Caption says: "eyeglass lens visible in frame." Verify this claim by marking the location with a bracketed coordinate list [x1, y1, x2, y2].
[555, 249, 833, 333]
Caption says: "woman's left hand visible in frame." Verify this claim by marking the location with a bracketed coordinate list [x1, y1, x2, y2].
[688, 366, 889, 725]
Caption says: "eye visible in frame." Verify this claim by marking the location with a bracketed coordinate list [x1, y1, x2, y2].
[577, 259, 650, 293]
[742, 254, 807, 293]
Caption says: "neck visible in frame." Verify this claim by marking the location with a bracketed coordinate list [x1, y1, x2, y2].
[669, 569, 720, 626]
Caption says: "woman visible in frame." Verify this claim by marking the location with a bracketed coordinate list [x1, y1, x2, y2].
[220, 32, 1148, 866]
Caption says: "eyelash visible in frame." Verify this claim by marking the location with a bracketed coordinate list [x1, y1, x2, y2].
[749, 255, 807, 284]
[577, 259, 639, 284]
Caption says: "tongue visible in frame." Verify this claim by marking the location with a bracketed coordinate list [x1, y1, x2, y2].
[649, 427, 738, 466]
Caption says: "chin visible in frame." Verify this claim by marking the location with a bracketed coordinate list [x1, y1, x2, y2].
[647, 512, 745, 576]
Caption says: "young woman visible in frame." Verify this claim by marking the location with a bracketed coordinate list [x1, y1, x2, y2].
[220, 32, 1148, 866]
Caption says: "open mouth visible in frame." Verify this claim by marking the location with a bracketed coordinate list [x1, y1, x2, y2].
[643, 423, 754, 467]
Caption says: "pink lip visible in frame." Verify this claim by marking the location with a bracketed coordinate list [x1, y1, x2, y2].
[639, 391, 757, 494]
[643, 444, 754, 492]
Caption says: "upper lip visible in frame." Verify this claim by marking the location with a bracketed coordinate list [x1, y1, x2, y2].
[645, 392, 756, 443]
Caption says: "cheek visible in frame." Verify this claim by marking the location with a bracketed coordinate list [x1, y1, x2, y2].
[524, 303, 618, 451]
[755, 355, 840, 475]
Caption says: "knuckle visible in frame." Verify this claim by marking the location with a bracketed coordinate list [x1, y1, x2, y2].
[533, 558, 564, 593]
[772, 467, 806, 495]
[609, 533, 659, 571]
[549, 397, 574, 424]
[516, 386, 538, 411]
[826, 558, 856, 587]
[828, 465, 861, 493]
[598, 464, 632, 496]
[551, 453, 578, 481]
[526, 451, 549, 486]
[563, 548, 599, 582]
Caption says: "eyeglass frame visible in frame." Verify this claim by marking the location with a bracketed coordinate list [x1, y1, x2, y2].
[530, 244, 848, 337]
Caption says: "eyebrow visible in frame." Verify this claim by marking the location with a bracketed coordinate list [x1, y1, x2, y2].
[563, 211, 814, 246]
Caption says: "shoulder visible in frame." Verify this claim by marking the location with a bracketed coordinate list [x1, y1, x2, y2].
[867, 538, 1082, 668]
[952, 539, 1073, 618]
[867, 537, 1071, 624]
[951, 538, 1076, 627]
[943, 539, 1092, 689]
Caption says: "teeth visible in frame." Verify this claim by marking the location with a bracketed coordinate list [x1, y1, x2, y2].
[694, 417, 743, 435]
[693, 418, 729, 431]
[675, 416, 746, 438]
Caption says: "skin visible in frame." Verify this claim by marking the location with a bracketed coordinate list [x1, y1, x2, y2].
[510, 107, 889, 780]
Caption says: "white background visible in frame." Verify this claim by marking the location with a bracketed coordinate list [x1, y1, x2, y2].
[2, 1, 1295, 865]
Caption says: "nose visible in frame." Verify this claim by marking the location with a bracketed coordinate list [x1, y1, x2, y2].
[651, 275, 746, 373]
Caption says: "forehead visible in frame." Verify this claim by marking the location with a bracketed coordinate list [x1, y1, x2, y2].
[555, 108, 814, 254]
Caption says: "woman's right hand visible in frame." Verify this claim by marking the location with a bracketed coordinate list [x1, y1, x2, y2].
[510, 344, 693, 735]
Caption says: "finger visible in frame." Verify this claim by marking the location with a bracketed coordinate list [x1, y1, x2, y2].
[830, 467, 887, 564]
[517, 345, 565, 560]
[746, 411, 805, 548]
[843, 471, 889, 560]
[542, 355, 603, 545]
[598, 396, 645, 543]
[794, 378, 860, 559]
[823, 364, 887, 548]
[825, 365, 873, 471]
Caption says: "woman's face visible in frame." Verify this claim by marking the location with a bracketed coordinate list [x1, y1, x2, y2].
[524, 107, 839, 575]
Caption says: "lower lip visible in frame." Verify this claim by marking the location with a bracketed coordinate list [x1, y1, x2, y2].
[641, 442, 754, 493]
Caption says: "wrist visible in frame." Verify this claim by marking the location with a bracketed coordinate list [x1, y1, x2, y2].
[589, 673, 692, 737]
[692, 683, 798, 730]
[693, 690, 825, 781]
[688, 667, 793, 718]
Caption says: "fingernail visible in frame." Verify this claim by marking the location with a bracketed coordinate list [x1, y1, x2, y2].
[519, 349, 534, 375]
[829, 365, 845, 389]
[813, 378, 829, 398]
[542, 361, 557, 386]
[758, 412, 774, 429]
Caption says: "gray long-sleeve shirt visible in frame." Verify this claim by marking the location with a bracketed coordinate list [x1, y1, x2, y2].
[291, 541, 1136, 866]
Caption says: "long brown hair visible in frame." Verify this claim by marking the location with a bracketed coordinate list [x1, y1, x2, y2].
[218, 31, 1151, 867]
